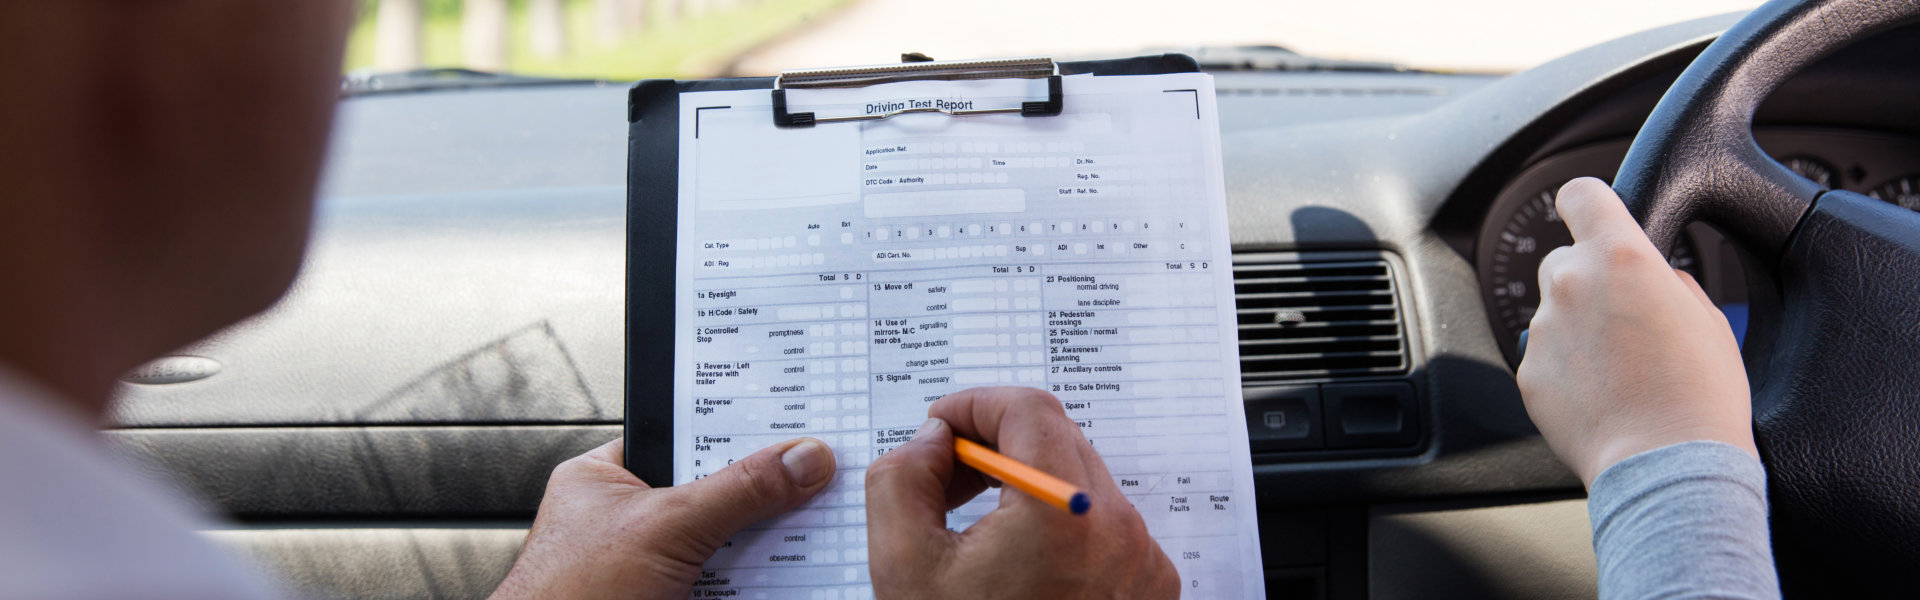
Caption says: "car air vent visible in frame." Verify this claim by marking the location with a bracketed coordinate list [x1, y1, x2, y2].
[1233, 257, 1408, 383]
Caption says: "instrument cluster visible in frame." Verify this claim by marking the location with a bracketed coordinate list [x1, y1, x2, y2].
[1476, 129, 1920, 366]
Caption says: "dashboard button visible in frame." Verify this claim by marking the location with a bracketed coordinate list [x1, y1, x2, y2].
[1324, 381, 1418, 448]
[1245, 386, 1322, 451]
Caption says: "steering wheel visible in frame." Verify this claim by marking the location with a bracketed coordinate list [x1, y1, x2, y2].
[1613, 0, 1920, 595]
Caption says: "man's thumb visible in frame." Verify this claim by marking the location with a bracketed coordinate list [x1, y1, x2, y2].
[664, 438, 836, 549]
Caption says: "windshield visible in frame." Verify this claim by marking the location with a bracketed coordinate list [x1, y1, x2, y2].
[346, 0, 1761, 79]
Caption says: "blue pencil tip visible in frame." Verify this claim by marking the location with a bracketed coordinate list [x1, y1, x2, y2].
[1070, 492, 1091, 515]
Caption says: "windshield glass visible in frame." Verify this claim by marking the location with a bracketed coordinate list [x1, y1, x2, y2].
[346, 0, 1761, 79]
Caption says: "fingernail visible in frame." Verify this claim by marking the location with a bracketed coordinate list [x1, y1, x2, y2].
[781, 439, 833, 486]
[914, 418, 945, 442]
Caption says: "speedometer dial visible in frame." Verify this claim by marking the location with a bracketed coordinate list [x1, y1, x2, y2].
[1480, 181, 1700, 365]
[1475, 131, 1920, 365]
[1868, 174, 1920, 211]
[1779, 155, 1837, 188]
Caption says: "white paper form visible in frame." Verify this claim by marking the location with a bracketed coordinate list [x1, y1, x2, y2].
[671, 72, 1262, 599]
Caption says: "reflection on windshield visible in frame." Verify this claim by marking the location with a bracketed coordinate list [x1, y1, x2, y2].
[347, 0, 1760, 79]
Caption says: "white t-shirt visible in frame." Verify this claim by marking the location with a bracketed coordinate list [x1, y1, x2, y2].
[0, 364, 279, 599]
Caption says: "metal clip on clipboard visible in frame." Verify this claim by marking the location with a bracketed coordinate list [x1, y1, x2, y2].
[771, 56, 1064, 127]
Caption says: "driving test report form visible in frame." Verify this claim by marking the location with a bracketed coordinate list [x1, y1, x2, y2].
[672, 72, 1263, 599]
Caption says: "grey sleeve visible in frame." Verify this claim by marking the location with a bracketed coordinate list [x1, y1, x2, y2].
[1587, 440, 1780, 600]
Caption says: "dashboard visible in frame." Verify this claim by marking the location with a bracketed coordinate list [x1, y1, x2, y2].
[92, 12, 1920, 600]
[1476, 129, 1920, 365]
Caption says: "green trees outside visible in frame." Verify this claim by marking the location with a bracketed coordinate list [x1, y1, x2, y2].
[347, 0, 849, 79]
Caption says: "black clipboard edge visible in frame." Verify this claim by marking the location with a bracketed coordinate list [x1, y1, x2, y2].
[625, 77, 771, 485]
[623, 54, 1200, 484]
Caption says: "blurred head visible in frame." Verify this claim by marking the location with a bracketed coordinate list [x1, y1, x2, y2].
[0, 1, 356, 414]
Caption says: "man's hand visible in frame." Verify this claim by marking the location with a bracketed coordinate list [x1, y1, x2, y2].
[865, 387, 1179, 599]
[490, 437, 836, 600]
[1517, 177, 1755, 487]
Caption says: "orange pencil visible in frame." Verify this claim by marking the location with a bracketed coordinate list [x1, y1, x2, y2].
[954, 437, 1091, 515]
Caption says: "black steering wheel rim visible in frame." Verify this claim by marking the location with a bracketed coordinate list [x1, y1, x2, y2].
[1613, 0, 1920, 595]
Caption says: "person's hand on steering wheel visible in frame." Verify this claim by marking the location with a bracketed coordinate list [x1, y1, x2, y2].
[1516, 176, 1755, 487]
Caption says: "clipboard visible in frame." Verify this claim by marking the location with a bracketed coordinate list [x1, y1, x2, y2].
[622, 54, 1200, 483]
